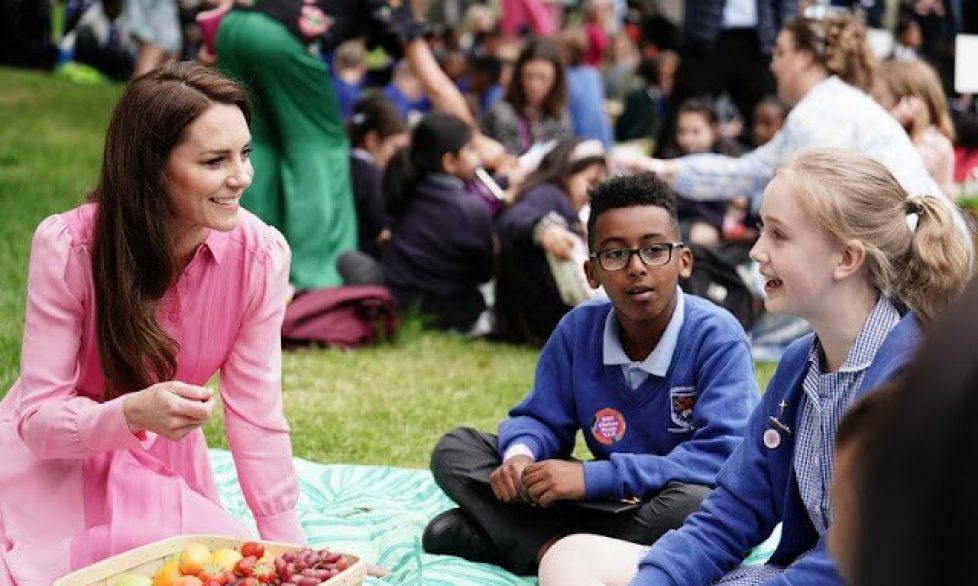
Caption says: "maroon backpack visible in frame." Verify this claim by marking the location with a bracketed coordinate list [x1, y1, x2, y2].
[281, 285, 398, 349]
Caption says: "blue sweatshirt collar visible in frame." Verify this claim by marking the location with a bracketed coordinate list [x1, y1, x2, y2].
[602, 287, 685, 378]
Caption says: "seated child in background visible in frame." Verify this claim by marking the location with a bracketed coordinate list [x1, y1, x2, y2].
[423, 173, 760, 575]
[751, 96, 789, 148]
[331, 39, 368, 120]
[381, 112, 494, 333]
[384, 59, 432, 124]
[494, 137, 608, 345]
[661, 98, 742, 249]
[721, 96, 789, 243]
[874, 59, 957, 200]
[346, 94, 408, 260]
[537, 148, 972, 586]
[614, 52, 677, 145]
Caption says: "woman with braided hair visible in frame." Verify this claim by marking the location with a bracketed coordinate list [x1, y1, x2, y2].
[627, 10, 944, 212]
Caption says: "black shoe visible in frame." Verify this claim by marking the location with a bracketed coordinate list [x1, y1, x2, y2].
[422, 508, 500, 564]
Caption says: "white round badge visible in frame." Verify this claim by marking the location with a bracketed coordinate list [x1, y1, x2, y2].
[763, 428, 781, 450]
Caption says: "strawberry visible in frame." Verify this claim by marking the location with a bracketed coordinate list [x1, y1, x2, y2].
[233, 556, 257, 578]
[251, 561, 277, 584]
[239, 542, 265, 559]
[198, 565, 231, 585]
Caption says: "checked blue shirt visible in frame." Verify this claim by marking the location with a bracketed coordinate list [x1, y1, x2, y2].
[794, 295, 900, 533]
[713, 295, 900, 585]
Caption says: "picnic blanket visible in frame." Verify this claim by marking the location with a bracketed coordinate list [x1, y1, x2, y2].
[210, 449, 779, 585]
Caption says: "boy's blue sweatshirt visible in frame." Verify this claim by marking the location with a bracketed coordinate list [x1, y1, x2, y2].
[633, 312, 921, 586]
[498, 295, 759, 500]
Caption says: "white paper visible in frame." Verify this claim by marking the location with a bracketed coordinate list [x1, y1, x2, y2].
[955, 34, 978, 93]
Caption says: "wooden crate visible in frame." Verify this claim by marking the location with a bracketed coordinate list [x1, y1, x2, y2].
[54, 535, 364, 586]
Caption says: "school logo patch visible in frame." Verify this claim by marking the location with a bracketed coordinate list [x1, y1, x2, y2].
[669, 386, 697, 432]
[591, 408, 627, 445]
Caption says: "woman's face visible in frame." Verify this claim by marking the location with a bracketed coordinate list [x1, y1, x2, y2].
[166, 103, 253, 255]
[770, 30, 814, 103]
[565, 163, 606, 211]
[520, 58, 557, 110]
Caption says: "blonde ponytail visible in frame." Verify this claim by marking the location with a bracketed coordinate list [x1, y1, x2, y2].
[894, 194, 972, 325]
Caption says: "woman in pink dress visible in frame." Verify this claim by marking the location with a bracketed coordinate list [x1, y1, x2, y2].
[0, 62, 303, 585]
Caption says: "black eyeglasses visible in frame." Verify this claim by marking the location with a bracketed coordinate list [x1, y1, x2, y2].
[590, 243, 684, 271]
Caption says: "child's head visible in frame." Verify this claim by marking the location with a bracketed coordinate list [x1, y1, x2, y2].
[383, 112, 477, 216]
[849, 282, 978, 585]
[675, 99, 718, 155]
[558, 27, 589, 68]
[828, 380, 902, 585]
[875, 59, 955, 141]
[752, 96, 788, 147]
[347, 94, 409, 168]
[440, 49, 469, 83]
[585, 174, 692, 334]
[333, 39, 366, 76]
[391, 60, 424, 101]
[895, 16, 923, 49]
[749, 148, 970, 326]
[517, 137, 607, 211]
[469, 53, 502, 94]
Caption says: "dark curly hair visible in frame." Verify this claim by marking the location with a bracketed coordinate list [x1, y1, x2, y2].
[587, 173, 680, 248]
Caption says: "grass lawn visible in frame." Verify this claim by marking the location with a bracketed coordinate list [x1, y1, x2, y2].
[0, 67, 776, 470]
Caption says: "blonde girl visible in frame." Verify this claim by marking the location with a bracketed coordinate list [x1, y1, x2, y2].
[875, 59, 957, 200]
[538, 147, 972, 586]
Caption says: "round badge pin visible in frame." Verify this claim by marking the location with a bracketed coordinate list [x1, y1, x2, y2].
[763, 428, 781, 450]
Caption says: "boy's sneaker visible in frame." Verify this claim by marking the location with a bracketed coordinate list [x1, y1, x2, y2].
[422, 508, 501, 565]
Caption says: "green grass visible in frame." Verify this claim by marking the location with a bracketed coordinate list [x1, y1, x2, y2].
[0, 67, 776, 469]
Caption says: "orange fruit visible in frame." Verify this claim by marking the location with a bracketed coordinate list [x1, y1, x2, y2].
[178, 543, 211, 575]
[153, 562, 182, 586]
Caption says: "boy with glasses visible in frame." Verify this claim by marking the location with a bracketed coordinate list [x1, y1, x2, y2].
[422, 173, 759, 575]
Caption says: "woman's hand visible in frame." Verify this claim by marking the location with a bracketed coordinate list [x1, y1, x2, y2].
[123, 381, 216, 440]
[540, 224, 578, 261]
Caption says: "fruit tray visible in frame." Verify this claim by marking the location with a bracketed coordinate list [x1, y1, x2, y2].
[54, 534, 365, 586]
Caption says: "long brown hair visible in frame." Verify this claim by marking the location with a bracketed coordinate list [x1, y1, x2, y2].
[90, 62, 250, 399]
[503, 37, 568, 119]
[784, 13, 877, 93]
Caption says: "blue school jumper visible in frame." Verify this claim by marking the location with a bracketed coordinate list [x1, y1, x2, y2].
[633, 312, 921, 586]
[498, 295, 759, 499]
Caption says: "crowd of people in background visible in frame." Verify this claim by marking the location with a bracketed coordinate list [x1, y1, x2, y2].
[3, 0, 978, 347]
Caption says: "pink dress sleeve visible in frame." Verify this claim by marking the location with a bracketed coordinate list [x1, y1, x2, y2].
[15, 215, 154, 460]
[220, 228, 304, 544]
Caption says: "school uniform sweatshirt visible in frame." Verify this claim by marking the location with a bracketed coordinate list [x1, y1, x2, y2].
[497, 295, 759, 500]
[632, 312, 921, 586]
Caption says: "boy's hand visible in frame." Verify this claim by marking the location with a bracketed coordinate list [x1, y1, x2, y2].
[490, 455, 534, 503]
[522, 460, 586, 507]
